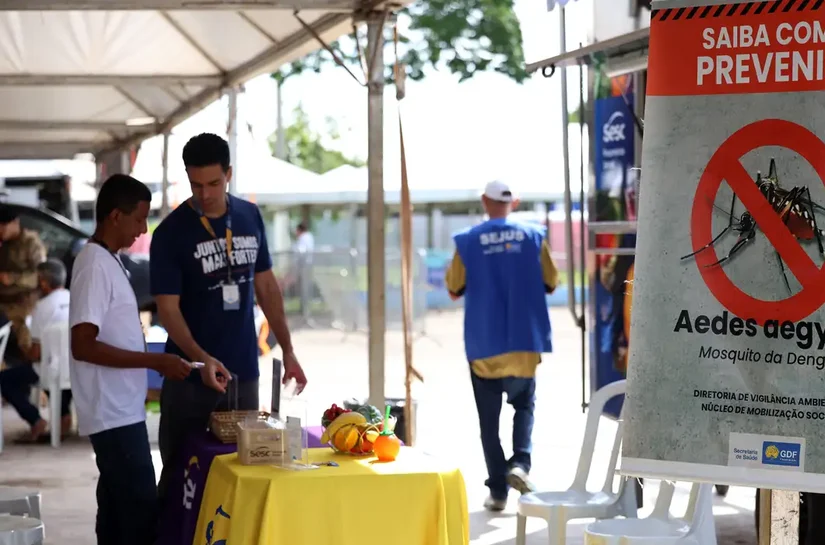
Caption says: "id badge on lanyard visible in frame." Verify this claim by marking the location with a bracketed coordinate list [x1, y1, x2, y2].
[192, 195, 239, 311]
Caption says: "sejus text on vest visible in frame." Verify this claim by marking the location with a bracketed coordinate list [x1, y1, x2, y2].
[453, 218, 552, 361]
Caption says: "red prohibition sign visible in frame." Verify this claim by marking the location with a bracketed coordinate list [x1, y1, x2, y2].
[691, 119, 825, 325]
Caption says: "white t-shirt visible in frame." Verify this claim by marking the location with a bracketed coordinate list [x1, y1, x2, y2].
[29, 288, 70, 344]
[294, 231, 314, 253]
[69, 243, 148, 436]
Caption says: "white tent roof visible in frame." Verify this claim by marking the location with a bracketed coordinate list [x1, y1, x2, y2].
[131, 123, 321, 209]
[0, 1, 376, 160]
[250, 163, 573, 206]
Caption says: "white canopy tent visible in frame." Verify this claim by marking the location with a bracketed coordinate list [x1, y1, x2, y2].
[249, 163, 571, 207]
[0, 0, 399, 410]
[130, 126, 321, 209]
[0, 3, 372, 160]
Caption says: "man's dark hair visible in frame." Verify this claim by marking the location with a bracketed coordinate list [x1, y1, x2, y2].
[0, 205, 19, 224]
[95, 174, 152, 224]
[37, 258, 67, 289]
[182, 133, 231, 172]
[296, 222, 308, 233]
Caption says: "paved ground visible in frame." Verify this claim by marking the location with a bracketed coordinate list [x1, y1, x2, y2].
[0, 308, 757, 544]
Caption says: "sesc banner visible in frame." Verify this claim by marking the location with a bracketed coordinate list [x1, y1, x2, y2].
[622, 0, 825, 491]
[592, 87, 637, 420]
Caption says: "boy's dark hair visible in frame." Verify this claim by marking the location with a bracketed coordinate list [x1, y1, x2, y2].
[182, 133, 231, 172]
[95, 174, 152, 224]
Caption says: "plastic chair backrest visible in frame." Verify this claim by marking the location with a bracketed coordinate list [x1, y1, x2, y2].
[571, 379, 627, 492]
[683, 482, 712, 526]
[41, 321, 70, 389]
[0, 322, 11, 366]
[650, 481, 676, 519]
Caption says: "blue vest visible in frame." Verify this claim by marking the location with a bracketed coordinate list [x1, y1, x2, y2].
[453, 218, 552, 361]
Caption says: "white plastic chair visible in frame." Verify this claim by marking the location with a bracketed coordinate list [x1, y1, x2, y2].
[584, 481, 717, 545]
[38, 322, 70, 448]
[0, 488, 41, 519]
[516, 380, 638, 545]
[0, 322, 14, 455]
[0, 514, 44, 545]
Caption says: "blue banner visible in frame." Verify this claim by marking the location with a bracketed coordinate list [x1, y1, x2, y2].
[592, 92, 636, 419]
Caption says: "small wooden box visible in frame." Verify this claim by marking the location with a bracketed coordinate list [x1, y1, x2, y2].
[237, 420, 286, 465]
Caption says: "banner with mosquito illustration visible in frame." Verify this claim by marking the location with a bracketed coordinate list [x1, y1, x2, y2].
[620, 0, 825, 492]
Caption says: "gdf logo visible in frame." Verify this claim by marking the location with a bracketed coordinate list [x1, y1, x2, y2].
[603, 112, 626, 143]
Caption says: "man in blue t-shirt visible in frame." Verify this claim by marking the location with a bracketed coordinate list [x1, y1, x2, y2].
[150, 133, 307, 505]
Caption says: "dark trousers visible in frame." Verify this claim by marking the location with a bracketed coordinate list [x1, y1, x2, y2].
[0, 365, 72, 427]
[471, 372, 536, 500]
[89, 422, 157, 545]
[156, 378, 259, 506]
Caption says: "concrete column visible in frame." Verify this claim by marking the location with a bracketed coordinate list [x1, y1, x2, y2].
[366, 11, 386, 409]
[425, 203, 435, 249]
[275, 79, 287, 160]
[160, 131, 170, 217]
[227, 87, 239, 195]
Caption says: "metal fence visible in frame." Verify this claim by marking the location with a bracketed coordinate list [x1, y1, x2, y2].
[271, 248, 428, 335]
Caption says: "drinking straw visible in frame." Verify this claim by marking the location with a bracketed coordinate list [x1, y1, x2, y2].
[382, 405, 392, 435]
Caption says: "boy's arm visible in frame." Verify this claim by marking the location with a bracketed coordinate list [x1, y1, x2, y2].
[70, 259, 190, 378]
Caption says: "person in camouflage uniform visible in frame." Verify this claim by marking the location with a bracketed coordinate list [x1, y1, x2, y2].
[0, 206, 47, 356]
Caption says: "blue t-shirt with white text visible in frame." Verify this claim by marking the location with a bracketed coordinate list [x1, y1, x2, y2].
[149, 195, 273, 381]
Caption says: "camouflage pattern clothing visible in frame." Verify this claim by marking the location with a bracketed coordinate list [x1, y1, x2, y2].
[0, 229, 47, 353]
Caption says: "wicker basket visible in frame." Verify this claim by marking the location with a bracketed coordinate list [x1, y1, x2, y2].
[209, 410, 270, 444]
[327, 416, 397, 455]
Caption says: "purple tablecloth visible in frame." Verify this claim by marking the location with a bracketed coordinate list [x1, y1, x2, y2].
[156, 432, 236, 545]
[156, 427, 327, 545]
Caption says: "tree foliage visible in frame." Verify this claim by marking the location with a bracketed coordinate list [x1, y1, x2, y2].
[272, 0, 527, 86]
[269, 103, 365, 175]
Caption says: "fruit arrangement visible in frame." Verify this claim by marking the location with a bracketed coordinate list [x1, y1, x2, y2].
[320, 401, 396, 455]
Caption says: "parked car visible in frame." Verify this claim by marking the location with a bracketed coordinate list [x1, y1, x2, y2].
[8, 202, 277, 355]
[7, 202, 155, 313]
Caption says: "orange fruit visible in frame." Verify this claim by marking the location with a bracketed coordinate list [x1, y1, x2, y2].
[333, 425, 360, 452]
[373, 433, 401, 462]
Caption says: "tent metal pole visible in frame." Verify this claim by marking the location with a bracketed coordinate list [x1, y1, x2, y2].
[366, 10, 386, 409]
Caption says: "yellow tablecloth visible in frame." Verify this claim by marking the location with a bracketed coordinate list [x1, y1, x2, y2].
[193, 447, 469, 545]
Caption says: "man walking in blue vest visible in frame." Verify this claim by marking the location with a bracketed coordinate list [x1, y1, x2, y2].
[446, 181, 558, 511]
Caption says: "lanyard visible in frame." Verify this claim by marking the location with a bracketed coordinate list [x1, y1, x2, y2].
[190, 195, 233, 281]
[90, 237, 131, 280]
[89, 238, 147, 351]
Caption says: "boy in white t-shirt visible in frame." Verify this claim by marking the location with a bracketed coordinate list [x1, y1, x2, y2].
[70, 174, 195, 545]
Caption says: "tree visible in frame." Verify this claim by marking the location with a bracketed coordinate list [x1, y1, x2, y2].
[272, 0, 527, 86]
[270, 103, 365, 175]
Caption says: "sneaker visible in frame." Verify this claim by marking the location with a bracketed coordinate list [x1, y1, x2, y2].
[484, 495, 507, 512]
[507, 466, 536, 495]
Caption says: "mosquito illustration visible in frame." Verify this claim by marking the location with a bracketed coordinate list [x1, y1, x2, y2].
[680, 158, 825, 294]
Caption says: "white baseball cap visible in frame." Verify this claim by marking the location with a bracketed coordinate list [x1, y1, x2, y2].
[482, 180, 515, 203]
